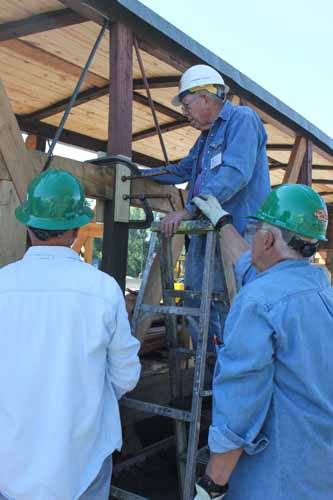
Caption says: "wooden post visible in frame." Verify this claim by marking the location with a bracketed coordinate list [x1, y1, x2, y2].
[297, 139, 312, 186]
[101, 22, 133, 290]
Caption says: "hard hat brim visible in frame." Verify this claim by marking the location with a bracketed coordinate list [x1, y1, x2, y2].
[15, 206, 94, 230]
[171, 94, 181, 107]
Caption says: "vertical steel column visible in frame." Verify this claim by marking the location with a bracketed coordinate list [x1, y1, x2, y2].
[298, 139, 312, 186]
[102, 22, 133, 290]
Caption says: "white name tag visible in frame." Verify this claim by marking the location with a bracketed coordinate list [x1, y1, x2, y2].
[210, 152, 222, 169]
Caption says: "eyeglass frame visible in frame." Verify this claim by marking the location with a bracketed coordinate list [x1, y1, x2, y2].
[180, 93, 202, 113]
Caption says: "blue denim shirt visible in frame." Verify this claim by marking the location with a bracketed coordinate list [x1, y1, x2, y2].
[209, 258, 333, 499]
[148, 100, 270, 234]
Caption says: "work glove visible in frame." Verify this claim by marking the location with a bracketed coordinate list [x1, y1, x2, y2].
[192, 195, 232, 228]
[193, 475, 228, 499]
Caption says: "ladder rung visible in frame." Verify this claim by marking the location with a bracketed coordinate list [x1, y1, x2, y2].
[110, 485, 149, 500]
[179, 445, 210, 465]
[200, 389, 212, 397]
[164, 289, 227, 304]
[121, 397, 193, 422]
[171, 347, 216, 360]
[151, 219, 215, 234]
[140, 304, 200, 317]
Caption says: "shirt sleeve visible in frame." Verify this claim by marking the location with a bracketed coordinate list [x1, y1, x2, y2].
[234, 250, 257, 287]
[209, 293, 274, 455]
[106, 285, 141, 400]
[199, 110, 265, 203]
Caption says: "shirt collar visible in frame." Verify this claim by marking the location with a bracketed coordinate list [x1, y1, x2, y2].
[218, 100, 233, 121]
[259, 258, 310, 278]
[24, 246, 81, 261]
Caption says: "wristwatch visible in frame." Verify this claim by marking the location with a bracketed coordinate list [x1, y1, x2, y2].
[195, 474, 229, 498]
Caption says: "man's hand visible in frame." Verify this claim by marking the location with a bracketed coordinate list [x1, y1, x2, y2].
[160, 208, 193, 238]
[192, 195, 230, 227]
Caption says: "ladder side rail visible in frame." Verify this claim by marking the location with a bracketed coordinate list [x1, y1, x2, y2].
[131, 231, 158, 335]
[183, 230, 217, 500]
[160, 234, 188, 495]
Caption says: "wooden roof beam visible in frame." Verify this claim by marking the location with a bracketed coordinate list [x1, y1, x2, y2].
[0, 8, 85, 42]
[133, 120, 188, 141]
[16, 116, 170, 167]
[266, 144, 293, 151]
[21, 76, 181, 122]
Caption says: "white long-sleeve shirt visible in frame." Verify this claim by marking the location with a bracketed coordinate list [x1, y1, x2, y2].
[0, 246, 141, 500]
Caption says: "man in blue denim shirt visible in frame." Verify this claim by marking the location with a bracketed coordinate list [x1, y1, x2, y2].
[192, 186, 333, 500]
[146, 64, 270, 350]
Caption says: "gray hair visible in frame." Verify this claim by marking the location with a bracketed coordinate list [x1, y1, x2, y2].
[261, 222, 318, 258]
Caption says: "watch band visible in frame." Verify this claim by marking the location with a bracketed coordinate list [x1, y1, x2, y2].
[196, 474, 229, 497]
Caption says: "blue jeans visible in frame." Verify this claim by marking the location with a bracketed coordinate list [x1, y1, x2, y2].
[0, 455, 112, 500]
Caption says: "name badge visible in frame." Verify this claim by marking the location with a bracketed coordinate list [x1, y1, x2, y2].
[210, 152, 222, 169]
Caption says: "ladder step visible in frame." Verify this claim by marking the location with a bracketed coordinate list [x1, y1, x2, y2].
[171, 347, 216, 361]
[151, 219, 215, 234]
[140, 303, 200, 317]
[121, 397, 193, 422]
[164, 289, 227, 304]
[110, 485, 149, 500]
[179, 445, 210, 465]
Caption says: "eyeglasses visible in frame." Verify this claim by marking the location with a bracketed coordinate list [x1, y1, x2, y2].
[180, 93, 201, 113]
[245, 221, 266, 237]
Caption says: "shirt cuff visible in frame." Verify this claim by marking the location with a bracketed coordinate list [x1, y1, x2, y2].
[208, 424, 269, 455]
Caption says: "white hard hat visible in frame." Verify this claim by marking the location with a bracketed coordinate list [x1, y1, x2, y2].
[172, 64, 229, 106]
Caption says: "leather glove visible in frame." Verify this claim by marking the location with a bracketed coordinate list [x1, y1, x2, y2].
[192, 195, 232, 228]
[193, 475, 228, 499]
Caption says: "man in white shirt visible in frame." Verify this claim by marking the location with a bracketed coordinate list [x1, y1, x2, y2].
[0, 168, 141, 500]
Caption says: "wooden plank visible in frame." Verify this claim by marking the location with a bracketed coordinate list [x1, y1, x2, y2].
[101, 22, 133, 290]
[282, 136, 307, 184]
[0, 180, 26, 267]
[0, 8, 85, 42]
[0, 79, 36, 202]
[134, 234, 185, 342]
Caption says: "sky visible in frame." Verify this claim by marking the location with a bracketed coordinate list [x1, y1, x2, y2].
[140, 0, 333, 139]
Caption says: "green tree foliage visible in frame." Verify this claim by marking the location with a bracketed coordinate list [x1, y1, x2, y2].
[92, 207, 152, 277]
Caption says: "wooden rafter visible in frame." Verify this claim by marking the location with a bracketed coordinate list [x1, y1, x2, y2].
[20, 77, 181, 122]
[133, 120, 188, 142]
[0, 8, 85, 42]
[282, 136, 307, 184]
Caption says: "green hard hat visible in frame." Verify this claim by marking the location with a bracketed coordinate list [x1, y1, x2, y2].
[15, 168, 94, 230]
[252, 184, 328, 241]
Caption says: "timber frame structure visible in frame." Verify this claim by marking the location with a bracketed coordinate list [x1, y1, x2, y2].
[1, 0, 333, 300]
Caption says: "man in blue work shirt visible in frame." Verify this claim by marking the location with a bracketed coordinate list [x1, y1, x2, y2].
[146, 64, 270, 351]
[0, 169, 141, 500]
[191, 186, 333, 500]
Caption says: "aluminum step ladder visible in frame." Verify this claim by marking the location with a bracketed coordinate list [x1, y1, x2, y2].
[120, 219, 236, 500]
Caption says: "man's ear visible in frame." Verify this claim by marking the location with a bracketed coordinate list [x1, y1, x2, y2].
[263, 230, 275, 250]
